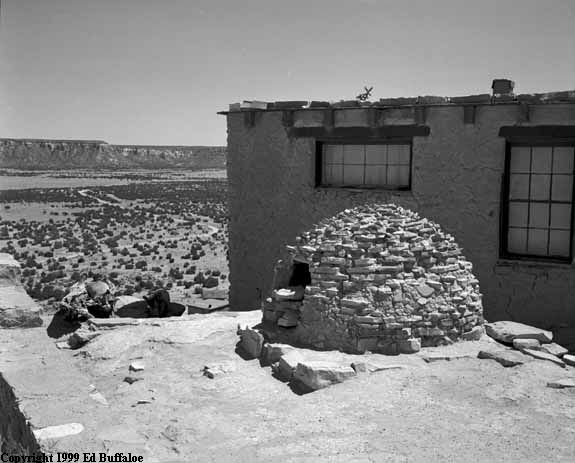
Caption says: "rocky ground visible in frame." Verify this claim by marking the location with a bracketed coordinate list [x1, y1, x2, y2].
[0, 177, 229, 309]
[3, 310, 575, 462]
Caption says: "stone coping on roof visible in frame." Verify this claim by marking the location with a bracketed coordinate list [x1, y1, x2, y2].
[219, 90, 575, 114]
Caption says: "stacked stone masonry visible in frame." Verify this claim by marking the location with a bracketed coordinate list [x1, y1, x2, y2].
[263, 204, 484, 355]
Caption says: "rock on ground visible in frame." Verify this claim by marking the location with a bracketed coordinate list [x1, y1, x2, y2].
[485, 321, 553, 344]
[293, 361, 356, 391]
[238, 326, 264, 359]
[563, 354, 575, 367]
[547, 378, 575, 389]
[521, 348, 566, 367]
[513, 338, 541, 350]
[477, 349, 530, 367]
[536, 343, 569, 358]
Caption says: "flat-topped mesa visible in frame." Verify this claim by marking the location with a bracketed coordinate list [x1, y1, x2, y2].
[262, 204, 484, 355]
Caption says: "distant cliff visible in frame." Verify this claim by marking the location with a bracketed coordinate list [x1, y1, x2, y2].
[0, 139, 227, 170]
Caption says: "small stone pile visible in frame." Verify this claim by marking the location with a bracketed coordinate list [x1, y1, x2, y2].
[263, 203, 484, 355]
[481, 321, 575, 370]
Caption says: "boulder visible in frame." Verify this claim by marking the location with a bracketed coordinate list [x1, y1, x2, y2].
[461, 325, 485, 341]
[0, 285, 43, 328]
[277, 350, 305, 381]
[477, 349, 529, 367]
[563, 354, 575, 367]
[484, 321, 553, 344]
[238, 326, 264, 359]
[521, 348, 566, 367]
[512, 338, 540, 350]
[293, 361, 356, 391]
[536, 342, 569, 358]
[277, 310, 299, 328]
[398, 337, 421, 354]
[113, 296, 149, 318]
[67, 329, 101, 349]
[202, 287, 228, 300]
[261, 343, 296, 365]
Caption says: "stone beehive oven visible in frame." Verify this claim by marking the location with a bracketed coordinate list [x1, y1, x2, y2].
[263, 204, 484, 355]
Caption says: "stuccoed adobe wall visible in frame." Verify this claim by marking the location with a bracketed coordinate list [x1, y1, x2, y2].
[225, 101, 575, 332]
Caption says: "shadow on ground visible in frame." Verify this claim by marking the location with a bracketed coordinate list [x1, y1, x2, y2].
[46, 312, 81, 338]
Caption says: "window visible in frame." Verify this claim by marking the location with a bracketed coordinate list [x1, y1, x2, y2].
[317, 141, 412, 189]
[503, 143, 575, 261]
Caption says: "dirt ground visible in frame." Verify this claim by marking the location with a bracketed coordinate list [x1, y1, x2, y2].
[2, 310, 575, 463]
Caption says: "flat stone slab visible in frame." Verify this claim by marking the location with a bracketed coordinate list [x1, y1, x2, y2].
[513, 338, 541, 350]
[33, 423, 84, 440]
[88, 313, 187, 329]
[521, 348, 566, 367]
[422, 352, 476, 363]
[187, 298, 229, 314]
[547, 378, 575, 389]
[536, 342, 569, 358]
[293, 361, 356, 391]
[485, 321, 553, 344]
[478, 349, 529, 367]
[0, 285, 43, 328]
[563, 354, 575, 367]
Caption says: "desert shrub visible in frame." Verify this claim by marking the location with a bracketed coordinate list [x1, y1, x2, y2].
[203, 276, 219, 288]
[152, 266, 162, 273]
[193, 273, 205, 285]
[135, 260, 147, 269]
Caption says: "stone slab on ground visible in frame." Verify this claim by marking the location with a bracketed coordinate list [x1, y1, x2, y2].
[547, 378, 575, 389]
[277, 350, 305, 381]
[521, 348, 566, 367]
[293, 361, 356, 391]
[477, 349, 530, 367]
[485, 321, 553, 344]
[513, 338, 541, 350]
[88, 313, 187, 329]
[262, 343, 297, 365]
[536, 342, 569, 358]
[187, 298, 229, 314]
[563, 354, 575, 367]
[0, 285, 43, 328]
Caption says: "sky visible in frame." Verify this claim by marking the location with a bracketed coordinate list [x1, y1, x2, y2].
[0, 0, 574, 146]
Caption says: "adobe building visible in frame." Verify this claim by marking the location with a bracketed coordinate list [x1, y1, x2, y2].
[219, 80, 575, 347]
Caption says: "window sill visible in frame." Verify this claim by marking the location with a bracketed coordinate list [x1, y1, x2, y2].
[315, 186, 412, 193]
[496, 258, 574, 270]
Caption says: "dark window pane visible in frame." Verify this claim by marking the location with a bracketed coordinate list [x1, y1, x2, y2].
[343, 145, 364, 165]
[553, 147, 574, 174]
[531, 146, 552, 174]
[529, 203, 549, 228]
[509, 174, 530, 200]
[549, 230, 571, 257]
[365, 145, 386, 165]
[530, 174, 551, 200]
[508, 228, 527, 253]
[343, 165, 364, 185]
[551, 175, 573, 202]
[510, 147, 531, 173]
[508, 202, 529, 227]
[527, 229, 549, 255]
[550, 204, 572, 230]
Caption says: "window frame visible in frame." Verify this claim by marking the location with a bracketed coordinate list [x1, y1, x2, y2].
[500, 139, 575, 263]
[314, 138, 413, 191]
